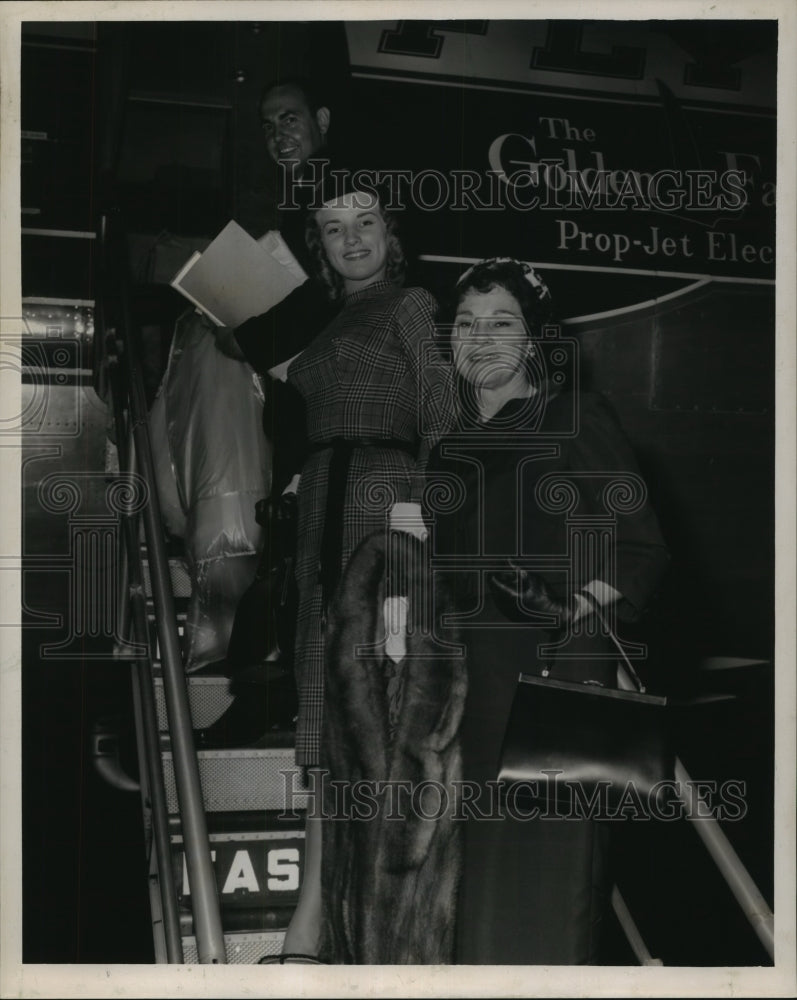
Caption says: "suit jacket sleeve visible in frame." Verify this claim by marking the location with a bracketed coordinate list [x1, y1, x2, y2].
[233, 280, 339, 376]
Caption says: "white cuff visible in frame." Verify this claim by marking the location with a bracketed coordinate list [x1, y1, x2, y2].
[281, 474, 301, 496]
[389, 502, 428, 541]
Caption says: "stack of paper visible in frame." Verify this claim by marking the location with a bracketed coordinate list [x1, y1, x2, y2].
[170, 220, 307, 328]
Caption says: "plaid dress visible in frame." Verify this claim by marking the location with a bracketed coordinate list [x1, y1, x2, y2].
[286, 280, 454, 766]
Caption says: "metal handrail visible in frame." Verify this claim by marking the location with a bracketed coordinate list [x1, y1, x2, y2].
[675, 756, 775, 960]
[615, 662, 775, 961]
[610, 886, 662, 966]
[100, 212, 226, 964]
[106, 346, 183, 962]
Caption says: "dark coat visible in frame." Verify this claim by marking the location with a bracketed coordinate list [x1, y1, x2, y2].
[320, 529, 467, 964]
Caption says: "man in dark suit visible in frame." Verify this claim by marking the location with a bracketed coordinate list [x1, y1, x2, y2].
[226, 78, 342, 390]
[198, 78, 345, 744]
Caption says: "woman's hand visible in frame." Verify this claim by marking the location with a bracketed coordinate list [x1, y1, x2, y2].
[489, 567, 588, 626]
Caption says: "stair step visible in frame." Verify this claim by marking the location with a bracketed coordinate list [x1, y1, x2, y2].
[154, 674, 234, 730]
[180, 930, 285, 965]
[160, 747, 308, 814]
[141, 555, 192, 599]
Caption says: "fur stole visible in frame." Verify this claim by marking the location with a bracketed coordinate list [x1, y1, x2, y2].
[319, 529, 467, 964]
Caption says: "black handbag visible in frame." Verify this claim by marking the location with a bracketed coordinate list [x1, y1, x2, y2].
[497, 593, 674, 816]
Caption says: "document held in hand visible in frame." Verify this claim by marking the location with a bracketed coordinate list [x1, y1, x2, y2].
[170, 220, 307, 328]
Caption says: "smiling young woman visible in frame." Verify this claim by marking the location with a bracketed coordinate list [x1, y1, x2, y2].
[306, 188, 407, 302]
[277, 181, 458, 962]
[315, 193, 388, 294]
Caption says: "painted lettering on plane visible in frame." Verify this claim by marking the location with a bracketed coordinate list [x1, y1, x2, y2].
[181, 847, 301, 895]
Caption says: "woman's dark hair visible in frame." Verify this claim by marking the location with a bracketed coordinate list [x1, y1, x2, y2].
[448, 258, 554, 337]
[305, 197, 406, 301]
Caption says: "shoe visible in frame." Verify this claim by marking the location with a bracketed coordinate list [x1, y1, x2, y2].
[193, 665, 298, 750]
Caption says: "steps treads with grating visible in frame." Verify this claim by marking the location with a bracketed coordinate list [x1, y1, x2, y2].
[160, 747, 309, 814]
[153, 673, 234, 730]
[180, 930, 285, 965]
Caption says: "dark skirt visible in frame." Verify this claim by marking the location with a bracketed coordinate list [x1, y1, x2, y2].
[455, 616, 614, 965]
[455, 805, 610, 964]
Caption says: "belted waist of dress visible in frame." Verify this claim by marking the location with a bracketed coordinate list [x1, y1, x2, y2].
[310, 436, 417, 455]
[316, 436, 418, 619]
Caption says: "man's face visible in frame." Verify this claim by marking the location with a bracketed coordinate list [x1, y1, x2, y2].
[260, 85, 329, 174]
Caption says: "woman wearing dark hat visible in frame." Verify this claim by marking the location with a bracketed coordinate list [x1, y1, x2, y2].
[428, 258, 669, 964]
[279, 182, 460, 962]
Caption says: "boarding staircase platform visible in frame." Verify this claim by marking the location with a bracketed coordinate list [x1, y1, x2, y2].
[141, 550, 306, 963]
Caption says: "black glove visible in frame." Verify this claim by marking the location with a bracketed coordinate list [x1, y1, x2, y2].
[274, 489, 297, 522]
[488, 568, 576, 627]
[256, 492, 298, 546]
